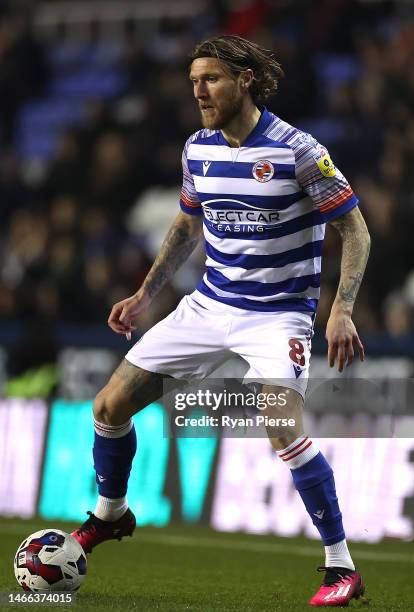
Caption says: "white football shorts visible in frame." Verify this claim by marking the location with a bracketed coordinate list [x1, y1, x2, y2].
[125, 290, 314, 397]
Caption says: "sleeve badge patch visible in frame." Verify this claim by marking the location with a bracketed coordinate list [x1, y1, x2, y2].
[313, 149, 336, 177]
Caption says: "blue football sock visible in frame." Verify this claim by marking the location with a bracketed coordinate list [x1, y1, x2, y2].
[290, 452, 345, 546]
[93, 423, 137, 499]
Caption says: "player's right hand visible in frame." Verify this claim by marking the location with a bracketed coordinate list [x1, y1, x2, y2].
[107, 291, 150, 338]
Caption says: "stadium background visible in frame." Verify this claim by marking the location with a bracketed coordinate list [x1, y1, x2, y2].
[1, 0, 414, 577]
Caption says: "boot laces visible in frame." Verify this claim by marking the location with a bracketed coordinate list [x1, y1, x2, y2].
[317, 566, 354, 587]
[74, 511, 97, 536]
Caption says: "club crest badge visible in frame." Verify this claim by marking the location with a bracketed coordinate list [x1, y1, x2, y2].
[252, 160, 274, 182]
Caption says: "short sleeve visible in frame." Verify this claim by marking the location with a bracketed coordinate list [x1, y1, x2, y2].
[180, 138, 203, 216]
[295, 134, 358, 222]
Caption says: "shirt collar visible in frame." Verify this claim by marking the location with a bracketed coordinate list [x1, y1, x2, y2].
[218, 106, 272, 148]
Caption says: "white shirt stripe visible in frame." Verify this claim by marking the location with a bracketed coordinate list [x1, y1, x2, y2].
[204, 256, 321, 284]
[203, 217, 325, 256]
[194, 175, 300, 197]
[202, 275, 320, 302]
[188, 144, 295, 165]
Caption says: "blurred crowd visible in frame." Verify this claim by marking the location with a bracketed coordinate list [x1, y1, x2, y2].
[1, 0, 414, 346]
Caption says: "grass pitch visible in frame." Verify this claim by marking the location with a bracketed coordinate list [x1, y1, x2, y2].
[0, 518, 413, 610]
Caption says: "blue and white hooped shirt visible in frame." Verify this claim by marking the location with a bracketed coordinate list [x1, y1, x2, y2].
[180, 107, 358, 313]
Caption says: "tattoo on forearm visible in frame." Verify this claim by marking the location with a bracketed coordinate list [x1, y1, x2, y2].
[338, 273, 363, 302]
[142, 217, 201, 298]
[329, 208, 370, 309]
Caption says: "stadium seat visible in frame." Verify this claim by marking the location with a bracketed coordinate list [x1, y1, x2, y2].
[18, 98, 86, 129]
[15, 130, 59, 160]
[49, 69, 127, 98]
[48, 41, 124, 71]
[313, 53, 360, 85]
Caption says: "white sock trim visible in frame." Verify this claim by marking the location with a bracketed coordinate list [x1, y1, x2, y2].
[276, 436, 319, 469]
[94, 495, 128, 522]
[94, 418, 133, 438]
[325, 539, 355, 571]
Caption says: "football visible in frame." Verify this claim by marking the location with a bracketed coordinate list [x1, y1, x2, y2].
[14, 529, 87, 592]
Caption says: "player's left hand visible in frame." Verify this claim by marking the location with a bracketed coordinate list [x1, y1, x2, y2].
[325, 311, 365, 372]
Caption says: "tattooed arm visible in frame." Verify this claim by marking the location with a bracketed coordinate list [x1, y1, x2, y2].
[108, 211, 203, 336]
[325, 206, 371, 372]
[141, 212, 203, 299]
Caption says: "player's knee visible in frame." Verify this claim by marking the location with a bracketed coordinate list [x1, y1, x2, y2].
[93, 386, 128, 426]
[262, 389, 304, 450]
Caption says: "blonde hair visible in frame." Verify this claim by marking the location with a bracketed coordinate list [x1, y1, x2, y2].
[189, 35, 284, 103]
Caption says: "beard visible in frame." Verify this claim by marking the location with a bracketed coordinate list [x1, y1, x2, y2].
[199, 89, 244, 130]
